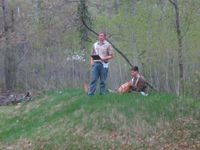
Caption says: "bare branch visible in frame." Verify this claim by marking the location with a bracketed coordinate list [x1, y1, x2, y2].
[168, 0, 176, 7]
[16, 44, 30, 67]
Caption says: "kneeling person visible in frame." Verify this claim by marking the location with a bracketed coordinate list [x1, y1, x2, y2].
[130, 66, 147, 93]
[117, 66, 148, 95]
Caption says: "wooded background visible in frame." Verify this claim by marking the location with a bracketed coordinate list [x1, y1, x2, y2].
[0, 0, 200, 98]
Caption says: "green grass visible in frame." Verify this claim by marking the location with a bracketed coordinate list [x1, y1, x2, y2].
[0, 89, 200, 150]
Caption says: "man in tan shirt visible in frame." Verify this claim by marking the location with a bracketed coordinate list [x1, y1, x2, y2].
[88, 32, 114, 95]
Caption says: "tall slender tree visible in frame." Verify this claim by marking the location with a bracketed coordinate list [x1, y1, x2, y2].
[77, 0, 92, 50]
[169, 0, 184, 96]
[2, 0, 17, 91]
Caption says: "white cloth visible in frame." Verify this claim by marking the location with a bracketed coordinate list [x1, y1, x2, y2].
[102, 62, 109, 68]
[131, 74, 140, 86]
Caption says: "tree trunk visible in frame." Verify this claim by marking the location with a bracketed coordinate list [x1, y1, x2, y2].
[113, 0, 119, 14]
[169, 0, 184, 96]
[2, 0, 17, 91]
[77, 0, 91, 50]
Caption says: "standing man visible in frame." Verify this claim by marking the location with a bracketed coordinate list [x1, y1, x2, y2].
[88, 32, 114, 95]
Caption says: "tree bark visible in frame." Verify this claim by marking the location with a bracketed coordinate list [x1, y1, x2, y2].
[169, 0, 184, 96]
[2, 0, 17, 91]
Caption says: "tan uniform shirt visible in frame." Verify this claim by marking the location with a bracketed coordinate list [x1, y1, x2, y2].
[91, 40, 113, 63]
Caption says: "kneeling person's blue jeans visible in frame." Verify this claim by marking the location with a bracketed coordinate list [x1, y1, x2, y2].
[88, 62, 108, 95]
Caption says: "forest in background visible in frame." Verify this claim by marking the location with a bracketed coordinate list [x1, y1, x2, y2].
[0, 0, 200, 98]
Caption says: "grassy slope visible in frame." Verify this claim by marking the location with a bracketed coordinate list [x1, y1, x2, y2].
[0, 89, 200, 150]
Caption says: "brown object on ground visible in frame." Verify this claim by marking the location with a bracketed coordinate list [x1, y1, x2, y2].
[0, 92, 32, 106]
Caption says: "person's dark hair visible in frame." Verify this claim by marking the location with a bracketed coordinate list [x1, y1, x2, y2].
[131, 66, 139, 72]
[99, 31, 106, 37]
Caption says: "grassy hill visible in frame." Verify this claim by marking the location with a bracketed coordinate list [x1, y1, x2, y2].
[0, 89, 200, 150]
